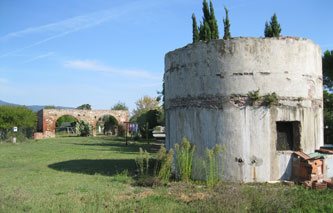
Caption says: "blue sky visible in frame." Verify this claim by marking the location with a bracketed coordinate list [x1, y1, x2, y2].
[0, 0, 332, 112]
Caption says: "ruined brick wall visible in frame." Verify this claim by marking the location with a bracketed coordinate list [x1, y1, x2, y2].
[37, 109, 129, 138]
[164, 37, 323, 182]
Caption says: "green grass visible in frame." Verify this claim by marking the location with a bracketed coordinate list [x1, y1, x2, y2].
[1, 136, 333, 212]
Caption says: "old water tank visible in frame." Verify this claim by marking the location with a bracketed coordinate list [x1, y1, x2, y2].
[164, 37, 323, 182]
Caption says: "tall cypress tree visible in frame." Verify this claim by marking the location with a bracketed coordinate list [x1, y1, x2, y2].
[264, 21, 272, 37]
[192, 13, 199, 43]
[202, 0, 210, 24]
[192, 0, 220, 42]
[223, 6, 231, 39]
[264, 13, 281, 37]
[199, 21, 205, 40]
[270, 13, 281, 37]
[202, 0, 211, 41]
[203, 20, 211, 41]
[209, 0, 219, 39]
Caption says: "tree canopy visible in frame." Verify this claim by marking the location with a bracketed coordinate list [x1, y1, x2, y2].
[264, 13, 281, 37]
[0, 106, 37, 129]
[111, 102, 128, 110]
[44, 106, 56, 109]
[131, 96, 160, 121]
[76, 104, 92, 110]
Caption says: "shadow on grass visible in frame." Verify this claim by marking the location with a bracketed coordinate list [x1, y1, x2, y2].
[48, 159, 136, 176]
[72, 141, 162, 154]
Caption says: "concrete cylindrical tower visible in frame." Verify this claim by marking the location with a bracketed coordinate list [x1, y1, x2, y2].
[164, 37, 323, 182]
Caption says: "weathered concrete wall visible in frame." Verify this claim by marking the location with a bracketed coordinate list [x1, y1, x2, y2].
[164, 37, 323, 182]
[37, 109, 129, 138]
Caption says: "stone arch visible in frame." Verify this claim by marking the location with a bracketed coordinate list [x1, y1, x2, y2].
[54, 114, 80, 128]
[54, 114, 80, 135]
[96, 114, 119, 135]
[36, 109, 129, 139]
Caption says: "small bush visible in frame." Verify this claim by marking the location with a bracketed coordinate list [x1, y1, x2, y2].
[77, 120, 93, 136]
[263, 92, 278, 106]
[134, 176, 162, 187]
[174, 138, 196, 181]
[297, 97, 303, 102]
[154, 146, 174, 183]
[203, 144, 226, 188]
[247, 89, 260, 105]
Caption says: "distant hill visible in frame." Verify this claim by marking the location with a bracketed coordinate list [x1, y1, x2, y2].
[0, 100, 74, 112]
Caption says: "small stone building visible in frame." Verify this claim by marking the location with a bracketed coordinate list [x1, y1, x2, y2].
[164, 37, 323, 182]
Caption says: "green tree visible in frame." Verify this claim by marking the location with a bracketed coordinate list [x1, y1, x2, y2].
[192, 13, 200, 43]
[194, 0, 219, 42]
[137, 109, 162, 139]
[131, 96, 160, 122]
[103, 115, 118, 135]
[111, 102, 128, 110]
[0, 106, 37, 140]
[264, 13, 281, 37]
[200, 0, 212, 41]
[203, 20, 212, 41]
[323, 50, 333, 90]
[324, 91, 333, 144]
[56, 115, 77, 128]
[157, 81, 166, 126]
[264, 21, 272, 37]
[77, 120, 93, 136]
[44, 106, 56, 109]
[76, 104, 91, 110]
[223, 6, 231, 39]
[199, 21, 205, 41]
[209, 0, 219, 39]
[323, 50, 333, 144]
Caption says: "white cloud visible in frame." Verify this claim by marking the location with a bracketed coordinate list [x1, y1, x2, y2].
[22, 52, 55, 63]
[0, 78, 8, 83]
[64, 60, 162, 80]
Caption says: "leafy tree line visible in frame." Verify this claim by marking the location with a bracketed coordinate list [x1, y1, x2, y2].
[0, 106, 37, 141]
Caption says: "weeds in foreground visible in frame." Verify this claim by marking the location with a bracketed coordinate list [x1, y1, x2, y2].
[135, 148, 150, 176]
[203, 144, 226, 187]
[175, 138, 196, 181]
[154, 146, 175, 184]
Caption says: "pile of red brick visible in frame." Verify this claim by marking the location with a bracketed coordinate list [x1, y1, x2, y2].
[293, 151, 333, 189]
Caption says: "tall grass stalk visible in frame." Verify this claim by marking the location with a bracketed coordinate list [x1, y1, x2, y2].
[174, 138, 196, 181]
[203, 144, 226, 187]
[154, 146, 174, 183]
[135, 147, 150, 176]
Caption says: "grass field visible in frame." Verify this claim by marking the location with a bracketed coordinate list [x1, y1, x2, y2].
[1, 136, 333, 212]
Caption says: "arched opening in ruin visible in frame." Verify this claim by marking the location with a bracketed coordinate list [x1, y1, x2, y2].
[55, 115, 79, 137]
[96, 115, 119, 135]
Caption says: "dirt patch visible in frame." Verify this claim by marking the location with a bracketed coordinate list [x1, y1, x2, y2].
[117, 191, 155, 200]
